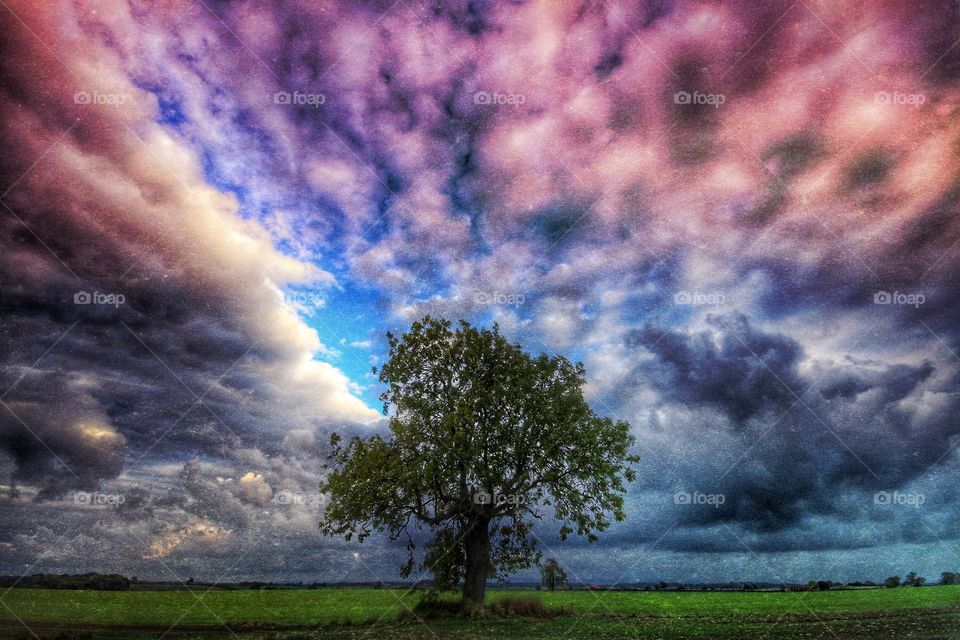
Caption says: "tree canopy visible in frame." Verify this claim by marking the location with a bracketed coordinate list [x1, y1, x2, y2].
[319, 317, 638, 608]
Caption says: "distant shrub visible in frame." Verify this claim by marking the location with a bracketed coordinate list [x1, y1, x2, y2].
[399, 595, 552, 620]
[904, 572, 926, 587]
[489, 596, 548, 618]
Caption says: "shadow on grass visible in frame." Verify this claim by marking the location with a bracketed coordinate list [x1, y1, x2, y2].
[398, 596, 568, 621]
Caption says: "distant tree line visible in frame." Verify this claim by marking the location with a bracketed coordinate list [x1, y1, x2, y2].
[883, 571, 934, 588]
[880, 571, 960, 587]
[1, 569, 956, 592]
[0, 573, 130, 590]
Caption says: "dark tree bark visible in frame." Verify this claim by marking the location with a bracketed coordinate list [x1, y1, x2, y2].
[461, 516, 491, 609]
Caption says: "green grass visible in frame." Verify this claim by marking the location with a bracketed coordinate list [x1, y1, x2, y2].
[1, 585, 958, 639]
[0, 587, 416, 626]
[528, 584, 960, 615]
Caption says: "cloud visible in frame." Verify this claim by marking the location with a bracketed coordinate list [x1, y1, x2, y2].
[1, 0, 959, 581]
[0, 0, 378, 502]
[236, 472, 273, 507]
[626, 314, 805, 422]
[609, 313, 960, 548]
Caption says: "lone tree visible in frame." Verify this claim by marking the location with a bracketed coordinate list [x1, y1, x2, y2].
[541, 558, 569, 591]
[319, 317, 638, 610]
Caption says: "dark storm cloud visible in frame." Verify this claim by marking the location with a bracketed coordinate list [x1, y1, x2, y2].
[817, 361, 933, 403]
[626, 314, 804, 422]
[610, 314, 960, 550]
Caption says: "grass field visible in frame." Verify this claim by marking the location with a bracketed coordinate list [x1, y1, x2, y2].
[1, 585, 958, 639]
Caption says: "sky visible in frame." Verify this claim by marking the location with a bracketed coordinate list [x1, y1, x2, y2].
[1, 0, 959, 586]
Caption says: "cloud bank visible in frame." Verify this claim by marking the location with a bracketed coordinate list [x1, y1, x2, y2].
[1, 0, 958, 583]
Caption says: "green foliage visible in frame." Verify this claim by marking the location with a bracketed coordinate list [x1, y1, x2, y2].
[540, 558, 568, 591]
[904, 571, 926, 587]
[941, 571, 958, 585]
[319, 317, 639, 599]
[884, 575, 901, 588]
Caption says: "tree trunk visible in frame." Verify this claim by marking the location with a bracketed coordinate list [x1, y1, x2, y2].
[461, 516, 491, 611]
